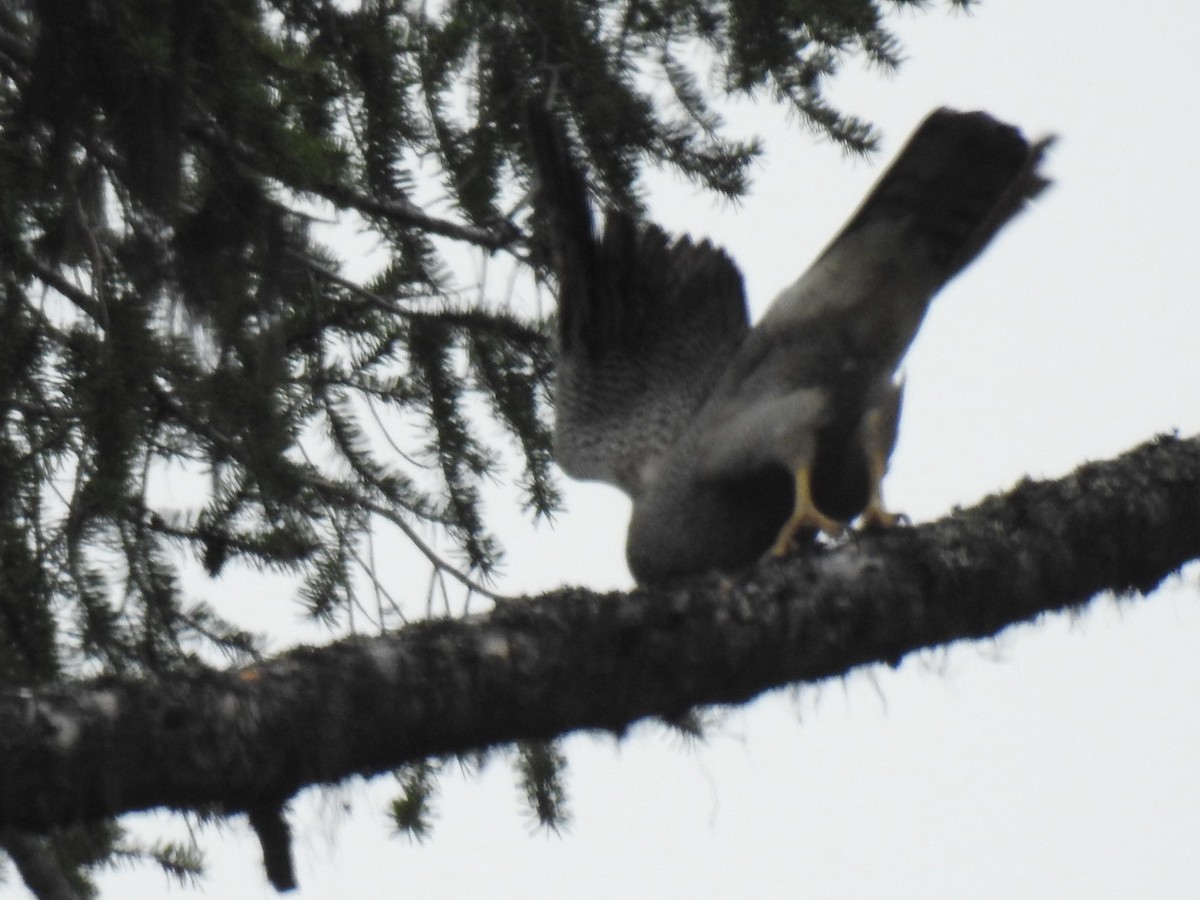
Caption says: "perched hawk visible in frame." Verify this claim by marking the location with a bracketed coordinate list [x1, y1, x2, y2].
[528, 107, 1052, 583]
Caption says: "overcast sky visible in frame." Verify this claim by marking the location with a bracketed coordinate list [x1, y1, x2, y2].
[79, 3, 1200, 899]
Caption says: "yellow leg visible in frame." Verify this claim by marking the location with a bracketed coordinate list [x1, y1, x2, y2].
[858, 448, 905, 530]
[769, 467, 844, 556]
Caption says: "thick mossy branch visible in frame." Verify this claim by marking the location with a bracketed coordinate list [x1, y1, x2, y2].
[0, 433, 1196, 833]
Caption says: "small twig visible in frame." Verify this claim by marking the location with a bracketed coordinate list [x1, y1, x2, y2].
[20, 257, 105, 323]
[1, 831, 86, 900]
[247, 803, 297, 893]
[363, 498, 509, 603]
[291, 249, 552, 354]
[323, 183, 521, 252]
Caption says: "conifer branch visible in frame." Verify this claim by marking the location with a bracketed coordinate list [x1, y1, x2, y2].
[291, 251, 550, 350]
[20, 257, 105, 322]
[183, 121, 519, 252]
[318, 183, 522, 252]
[0, 433, 1194, 839]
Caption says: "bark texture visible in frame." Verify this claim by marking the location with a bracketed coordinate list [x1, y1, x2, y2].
[0, 434, 1197, 834]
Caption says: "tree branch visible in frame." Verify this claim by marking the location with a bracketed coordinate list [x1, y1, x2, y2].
[184, 121, 520, 252]
[20, 255, 105, 323]
[317, 182, 522, 252]
[0, 434, 1197, 836]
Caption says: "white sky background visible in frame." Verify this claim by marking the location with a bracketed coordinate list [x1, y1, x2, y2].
[74, 3, 1200, 899]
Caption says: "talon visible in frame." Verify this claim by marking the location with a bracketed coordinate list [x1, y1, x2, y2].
[859, 503, 907, 531]
[770, 467, 844, 556]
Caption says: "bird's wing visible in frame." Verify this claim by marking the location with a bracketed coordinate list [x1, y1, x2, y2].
[526, 102, 750, 496]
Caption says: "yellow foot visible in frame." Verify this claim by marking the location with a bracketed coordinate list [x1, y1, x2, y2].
[858, 502, 909, 532]
[769, 467, 844, 556]
[857, 434, 907, 532]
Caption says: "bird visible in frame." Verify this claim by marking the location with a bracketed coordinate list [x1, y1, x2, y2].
[527, 105, 1053, 584]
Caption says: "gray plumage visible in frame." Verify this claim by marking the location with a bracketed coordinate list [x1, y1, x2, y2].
[529, 107, 1053, 583]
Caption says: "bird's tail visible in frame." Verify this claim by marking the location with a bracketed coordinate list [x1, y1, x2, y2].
[844, 108, 1055, 279]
